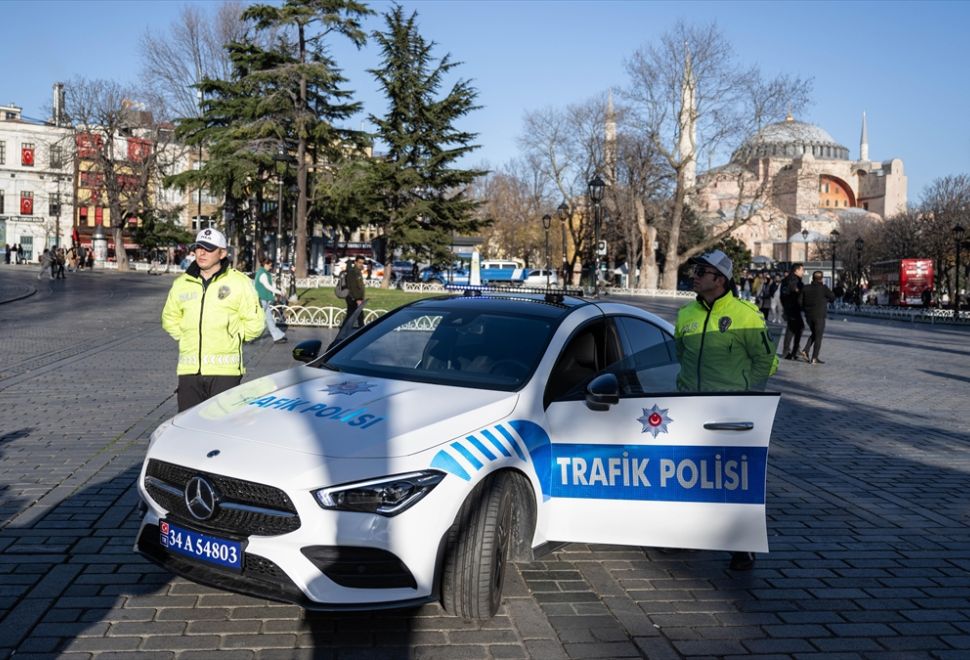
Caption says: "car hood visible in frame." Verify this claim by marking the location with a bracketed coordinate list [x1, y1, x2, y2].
[167, 366, 517, 459]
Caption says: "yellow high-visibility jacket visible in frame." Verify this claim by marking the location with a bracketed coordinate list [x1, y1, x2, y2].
[161, 261, 265, 376]
[675, 291, 778, 392]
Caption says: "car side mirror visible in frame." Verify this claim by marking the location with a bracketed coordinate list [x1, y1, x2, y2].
[585, 372, 619, 411]
[293, 339, 322, 363]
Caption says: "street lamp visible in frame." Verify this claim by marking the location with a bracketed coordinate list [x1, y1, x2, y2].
[954, 224, 965, 321]
[557, 202, 569, 285]
[541, 214, 552, 289]
[587, 174, 606, 297]
[272, 143, 291, 285]
[801, 228, 809, 263]
[829, 228, 840, 289]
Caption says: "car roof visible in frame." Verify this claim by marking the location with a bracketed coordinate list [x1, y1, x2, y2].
[407, 290, 591, 318]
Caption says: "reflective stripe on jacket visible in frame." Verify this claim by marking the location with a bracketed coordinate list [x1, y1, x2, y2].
[675, 292, 779, 392]
[161, 261, 265, 376]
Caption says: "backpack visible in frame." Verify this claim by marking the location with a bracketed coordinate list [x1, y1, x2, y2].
[334, 271, 349, 298]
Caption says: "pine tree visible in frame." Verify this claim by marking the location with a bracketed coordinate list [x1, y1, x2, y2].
[368, 5, 486, 287]
[241, 0, 372, 277]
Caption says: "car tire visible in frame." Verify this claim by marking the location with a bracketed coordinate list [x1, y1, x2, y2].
[441, 473, 515, 619]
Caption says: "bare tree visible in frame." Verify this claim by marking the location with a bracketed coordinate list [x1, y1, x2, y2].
[140, 2, 247, 120]
[474, 158, 552, 264]
[518, 97, 609, 283]
[65, 78, 178, 271]
[624, 21, 812, 288]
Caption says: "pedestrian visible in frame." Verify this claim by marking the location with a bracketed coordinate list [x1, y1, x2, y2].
[343, 255, 366, 329]
[770, 275, 784, 323]
[37, 248, 54, 280]
[85, 249, 94, 269]
[674, 249, 778, 571]
[780, 263, 805, 360]
[921, 286, 932, 308]
[13, 243, 21, 264]
[758, 273, 773, 320]
[161, 228, 265, 412]
[3, 243, 9, 265]
[254, 256, 288, 344]
[54, 247, 66, 279]
[799, 270, 835, 364]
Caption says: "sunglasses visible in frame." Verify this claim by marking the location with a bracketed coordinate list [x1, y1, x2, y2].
[692, 265, 721, 278]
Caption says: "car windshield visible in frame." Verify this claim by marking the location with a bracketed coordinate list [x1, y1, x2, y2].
[322, 305, 558, 391]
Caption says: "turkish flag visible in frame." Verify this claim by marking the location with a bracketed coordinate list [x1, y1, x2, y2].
[72, 226, 80, 246]
[21, 147, 34, 166]
[20, 196, 33, 215]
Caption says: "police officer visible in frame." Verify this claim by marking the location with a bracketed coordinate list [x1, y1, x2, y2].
[674, 249, 778, 570]
[162, 228, 265, 411]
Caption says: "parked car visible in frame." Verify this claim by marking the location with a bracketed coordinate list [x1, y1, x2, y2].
[520, 268, 559, 288]
[420, 264, 470, 286]
[135, 289, 779, 618]
[391, 260, 417, 282]
[332, 257, 384, 280]
[480, 259, 526, 285]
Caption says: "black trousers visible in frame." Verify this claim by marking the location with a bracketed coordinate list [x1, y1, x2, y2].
[782, 311, 804, 355]
[802, 316, 827, 360]
[344, 297, 362, 329]
[177, 374, 242, 412]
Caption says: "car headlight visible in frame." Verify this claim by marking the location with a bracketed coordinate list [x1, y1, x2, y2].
[313, 471, 445, 516]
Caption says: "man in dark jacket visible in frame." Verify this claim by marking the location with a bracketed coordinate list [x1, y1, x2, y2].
[799, 270, 836, 363]
[344, 255, 366, 328]
[780, 263, 804, 359]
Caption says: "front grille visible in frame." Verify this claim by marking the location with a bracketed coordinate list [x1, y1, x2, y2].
[145, 459, 300, 536]
[301, 546, 417, 589]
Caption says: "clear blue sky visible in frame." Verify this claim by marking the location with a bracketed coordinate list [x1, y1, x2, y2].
[3, 0, 968, 201]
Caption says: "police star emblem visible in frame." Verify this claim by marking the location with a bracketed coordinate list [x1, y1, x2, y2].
[323, 380, 375, 396]
[637, 404, 673, 438]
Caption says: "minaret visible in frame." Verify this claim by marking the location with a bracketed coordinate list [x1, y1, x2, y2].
[860, 111, 869, 161]
[678, 44, 697, 193]
[604, 89, 616, 184]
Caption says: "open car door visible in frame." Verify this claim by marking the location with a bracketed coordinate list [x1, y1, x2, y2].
[539, 314, 780, 553]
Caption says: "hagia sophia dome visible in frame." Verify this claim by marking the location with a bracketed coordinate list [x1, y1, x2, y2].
[732, 116, 850, 162]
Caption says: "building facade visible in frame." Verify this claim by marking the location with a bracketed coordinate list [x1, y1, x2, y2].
[695, 114, 907, 262]
[0, 102, 74, 262]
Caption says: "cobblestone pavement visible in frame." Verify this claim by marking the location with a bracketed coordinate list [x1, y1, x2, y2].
[1, 271, 969, 659]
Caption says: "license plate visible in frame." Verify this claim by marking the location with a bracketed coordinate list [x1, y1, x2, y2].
[160, 520, 244, 571]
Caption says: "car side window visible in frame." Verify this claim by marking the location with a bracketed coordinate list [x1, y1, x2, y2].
[544, 319, 622, 406]
[611, 316, 679, 395]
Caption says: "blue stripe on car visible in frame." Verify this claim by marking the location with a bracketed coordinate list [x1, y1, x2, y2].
[481, 428, 512, 457]
[466, 435, 497, 460]
[431, 450, 470, 481]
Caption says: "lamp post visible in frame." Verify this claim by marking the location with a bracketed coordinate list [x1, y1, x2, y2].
[829, 228, 840, 289]
[954, 224, 965, 321]
[855, 237, 864, 305]
[541, 214, 552, 289]
[272, 143, 292, 286]
[587, 174, 606, 297]
[801, 228, 809, 263]
[289, 184, 299, 301]
[557, 202, 569, 285]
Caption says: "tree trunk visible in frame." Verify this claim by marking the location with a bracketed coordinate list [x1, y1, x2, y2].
[635, 198, 658, 289]
[660, 171, 687, 290]
[295, 22, 309, 279]
[112, 225, 129, 271]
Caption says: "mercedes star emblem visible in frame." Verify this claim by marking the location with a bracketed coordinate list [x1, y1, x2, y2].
[184, 476, 218, 520]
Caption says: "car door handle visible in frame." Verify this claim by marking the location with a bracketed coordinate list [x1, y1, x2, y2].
[703, 422, 754, 431]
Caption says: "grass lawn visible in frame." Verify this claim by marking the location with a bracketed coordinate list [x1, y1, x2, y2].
[295, 287, 441, 312]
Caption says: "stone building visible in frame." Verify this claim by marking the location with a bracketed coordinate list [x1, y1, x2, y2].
[695, 113, 907, 262]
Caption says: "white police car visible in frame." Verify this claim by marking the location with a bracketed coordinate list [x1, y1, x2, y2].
[136, 288, 779, 618]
